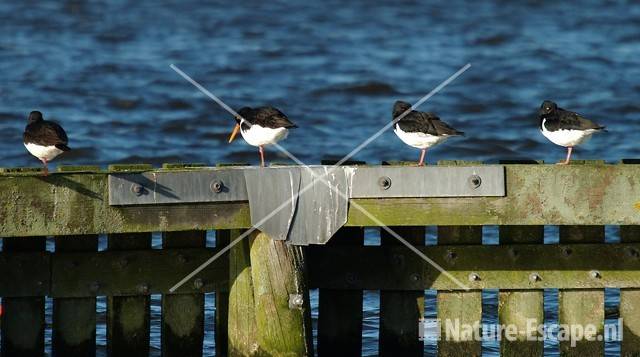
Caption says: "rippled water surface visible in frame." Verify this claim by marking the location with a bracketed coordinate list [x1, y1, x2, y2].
[1, 1, 639, 355]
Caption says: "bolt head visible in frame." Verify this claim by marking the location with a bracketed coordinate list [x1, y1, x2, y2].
[590, 270, 601, 279]
[210, 180, 224, 193]
[131, 184, 145, 196]
[468, 272, 480, 282]
[193, 278, 204, 289]
[378, 176, 392, 190]
[137, 283, 150, 294]
[468, 175, 482, 189]
[529, 273, 541, 282]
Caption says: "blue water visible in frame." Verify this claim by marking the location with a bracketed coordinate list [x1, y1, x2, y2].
[1, 0, 639, 355]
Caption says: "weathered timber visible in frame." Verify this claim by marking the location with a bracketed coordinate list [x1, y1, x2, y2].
[559, 225, 605, 356]
[224, 229, 259, 357]
[250, 232, 313, 356]
[4, 164, 640, 237]
[52, 235, 98, 356]
[316, 227, 364, 356]
[498, 160, 544, 357]
[620, 158, 640, 357]
[107, 232, 151, 356]
[379, 226, 425, 356]
[161, 230, 206, 357]
[0, 237, 46, 357]
[215, 229, 230, 357]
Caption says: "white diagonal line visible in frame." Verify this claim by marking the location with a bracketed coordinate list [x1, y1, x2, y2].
[168, 64, 471, 291]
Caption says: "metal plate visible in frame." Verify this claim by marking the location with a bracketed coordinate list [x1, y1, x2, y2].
[108, 168, 248, 205]
[349, 166, 505, 198]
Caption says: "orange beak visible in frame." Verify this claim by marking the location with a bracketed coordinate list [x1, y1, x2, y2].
[228, 123, 240, 143]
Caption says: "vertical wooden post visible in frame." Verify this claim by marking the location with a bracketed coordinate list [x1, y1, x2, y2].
[250, 232, 313, 356]
[558, 225, 605, 356]
[379, 226, 425, 356]
[498, 160, 544, 357]
[317, 226, 364, 356]
[1, 237, 46, 357]
[437, 160, 482, 357]
[161, 230, 206, 357]
[107, 232, 151, 356]
[221, 229, 259, 357]
[53, 235, 98, 356]
[215, 230, 230, 357]
[620, 159, 640, 356]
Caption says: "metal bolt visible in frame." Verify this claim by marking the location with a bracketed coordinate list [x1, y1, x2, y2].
[177, 254, 187, 264]
[193, 278, 204, 290]
[590, 270, 601, 279]
[393, 253, 405, 267]
[210, 180, 224, 193]
[468, 272, 480, 282]
[410, 273, 420, 282]
[468, 175, 482, 189]
[289, 293, 304, 309]
[627, 248, 640, 259]
[378, 176, 392, 190]
[446, 250, 457, 261]
[345, 272, 356, 284]
[562, 247, 572, 257]
[529, 273, 541, 282]
[119, 257, 128, 268]
[509, 248, 519, 258]
[131, 184, 145, 196]
[137, 283, 150, 294]
[89, 281, 100, 293]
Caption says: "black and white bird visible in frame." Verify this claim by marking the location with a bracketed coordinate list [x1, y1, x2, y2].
[23, 111, 70, 175]
[392, 100, 464, 166]
[538, 100, 605, 165]
[228, 106, 297, 167]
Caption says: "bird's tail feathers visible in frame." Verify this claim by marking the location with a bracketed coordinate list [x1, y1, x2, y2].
[56, 144, 71, 151]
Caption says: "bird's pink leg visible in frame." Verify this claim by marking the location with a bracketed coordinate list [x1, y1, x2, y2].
[259, 145, 265, 167]
[558, 147, 573, 165]
[41, 159, 49, 176]
[418, 149, 427, 166]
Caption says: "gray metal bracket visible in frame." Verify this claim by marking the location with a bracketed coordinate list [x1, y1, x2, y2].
[108, 165, 505, 244]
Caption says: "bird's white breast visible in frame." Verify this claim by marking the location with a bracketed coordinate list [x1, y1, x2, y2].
[240, 125, 289, 146]
[394, 124, 448, 149]
[24, 143, 63, 161]
[541, 119, 597, 147]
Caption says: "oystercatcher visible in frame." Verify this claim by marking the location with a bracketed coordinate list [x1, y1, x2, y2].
[23, 111, 70, 175]
[392, 100, 464, 166]
[538, 100, 605, 165]
[228, 106, 297, 167]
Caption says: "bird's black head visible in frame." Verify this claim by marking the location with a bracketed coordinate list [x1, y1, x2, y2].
[392, 100, 412, 119]
[539, 100, 558, 116]
[235, 107, 252, 123]
[28, 111, 43, 123]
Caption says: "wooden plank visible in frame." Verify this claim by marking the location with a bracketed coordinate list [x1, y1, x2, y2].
[620, 159, 640, 356]
[161, 230, 206, 357]
[379, 226, 425, 356]
[436, 161, 482, 357]
[52, 235, 98, 356]
[5, 164, 640, 237]
[250, 232, 313, 356]
[107, 232, 151, 356]
[50, 247, 227, 297]
[221, 229, 259, 357]
[316, 227, 364, 356]
[559, 225, 605, 356]
[498, 226, 543, 356]
[1, 237, 46, 356]
[0, 251, 49, 297]
[437, 226, 483, 357]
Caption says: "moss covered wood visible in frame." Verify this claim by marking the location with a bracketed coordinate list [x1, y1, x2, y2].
[106, 232, 151, 356]
[4, 163, 640, 237]
[498, 160, 544, 357]
[0, 237, 46, 357]
[161, 230, 206, 357]
[52, 235, 98, 356]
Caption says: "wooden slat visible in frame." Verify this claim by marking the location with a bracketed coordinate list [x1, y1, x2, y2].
[107, 232, 151, 356]
[498, 226, 544, 356]
[6, 164, 640, 237]
[0, 237, 46, 356]
[161, 230, 206, 357]
[379, 226, 425, 356]
[559, 225, 605, 356]
[53, 235, 98, 356]
[437, 226, 483, 357]
[215, 230, 230, 357]
[316, 227, 364, 356]
[221, 229, 259, 357]
[620, 225, 640, 355]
